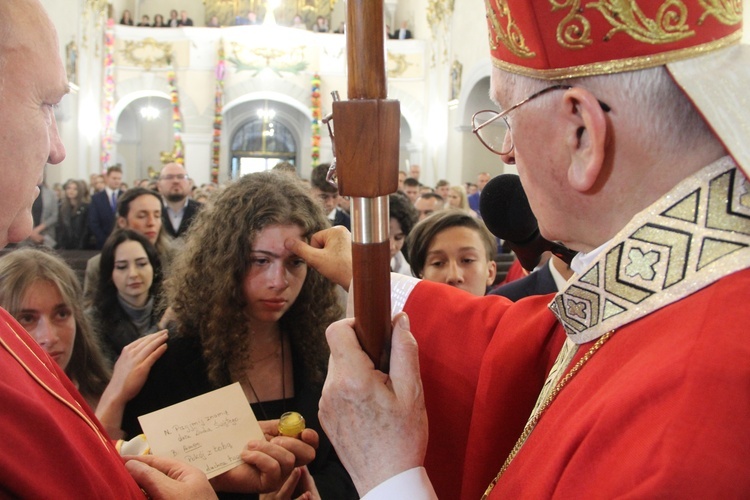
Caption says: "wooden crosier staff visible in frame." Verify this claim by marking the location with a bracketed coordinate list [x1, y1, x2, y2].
[331, 0, 400, 370]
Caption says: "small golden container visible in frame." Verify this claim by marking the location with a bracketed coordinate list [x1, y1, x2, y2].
[278, 411, 306, 437]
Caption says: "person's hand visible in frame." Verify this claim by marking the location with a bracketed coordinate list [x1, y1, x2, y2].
[209, 424, 319, 494]
[96, 330, 168, 438]
[259, 466, 320, 500]
[110, 330, 169, 401]
[124, 454, 217, 499]
[285, 226, 353, 290]
[319, 313, 428, 496]
[28, 229, 45, 244]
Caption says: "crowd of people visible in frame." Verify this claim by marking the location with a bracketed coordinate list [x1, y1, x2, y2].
[121, 9, 194, 28]
[2, 0, 748, 498]
[119, 6, 414, 36]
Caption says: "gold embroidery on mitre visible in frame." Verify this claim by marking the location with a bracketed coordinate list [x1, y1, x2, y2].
[697, 0, 742, 25]
[551, 0, 594, 49]
[551, 157, 750, 344]
[491, 30, 740, 79]
[485, 0, 536, 59]
[588, 0, 695, 44]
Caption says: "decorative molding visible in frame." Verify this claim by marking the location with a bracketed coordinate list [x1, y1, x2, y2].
[121, 38, 174, 70]
[228, 42, 308, 76]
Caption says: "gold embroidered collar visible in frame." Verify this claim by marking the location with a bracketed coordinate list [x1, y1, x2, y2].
[550, 157, 750, 344]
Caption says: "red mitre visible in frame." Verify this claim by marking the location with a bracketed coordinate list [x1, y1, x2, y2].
[484, 0, 742, 79]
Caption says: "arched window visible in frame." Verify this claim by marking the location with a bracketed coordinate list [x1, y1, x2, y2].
[230, 106, 297, 177]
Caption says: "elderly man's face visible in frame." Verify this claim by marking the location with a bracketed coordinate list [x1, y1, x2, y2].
[491, 68, 571, 245]
[0, 0, 67, 247]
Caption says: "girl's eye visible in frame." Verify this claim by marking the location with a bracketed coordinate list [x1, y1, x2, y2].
[56, 309, 72, 320]
[17, 314, 36, 325]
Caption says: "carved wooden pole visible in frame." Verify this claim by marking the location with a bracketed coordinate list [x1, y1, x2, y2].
[333, 0, 399, 370]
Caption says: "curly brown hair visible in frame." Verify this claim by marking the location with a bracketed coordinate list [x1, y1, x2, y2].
[167, 171, 340, 387]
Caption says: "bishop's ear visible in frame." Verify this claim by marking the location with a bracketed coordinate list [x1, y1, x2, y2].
[563, 87, 608, 192]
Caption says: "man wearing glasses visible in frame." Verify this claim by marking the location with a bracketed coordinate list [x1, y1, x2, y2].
[157, 162, 201, 239]
[290, 0, 750, 498]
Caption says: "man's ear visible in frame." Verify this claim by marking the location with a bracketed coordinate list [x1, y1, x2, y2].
[116, 216, 127, 228]
[562, 87, 608, 192]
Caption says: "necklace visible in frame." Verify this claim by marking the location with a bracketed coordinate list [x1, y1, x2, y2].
[481, 330, 615, 499]
[243, 331, 286, 421]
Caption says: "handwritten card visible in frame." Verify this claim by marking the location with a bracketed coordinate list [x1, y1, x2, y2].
[138, 382, 264, 479]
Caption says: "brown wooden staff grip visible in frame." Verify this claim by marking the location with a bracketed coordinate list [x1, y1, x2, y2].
[351, 240, 392, 372]
[339, 0, 397, 371]
[346, 0, 386, 99]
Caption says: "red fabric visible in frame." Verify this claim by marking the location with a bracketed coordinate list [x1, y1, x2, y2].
[498, 258, 526, 286]
[0, 307, 144, 498]
[405, 269, 750, 499]
[485, 1, 741, 77]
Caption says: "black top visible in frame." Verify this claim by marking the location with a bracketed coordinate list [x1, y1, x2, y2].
[489, 261, 558, 301]
[123, 335, 356, 499]
[161, 198, 202, 238]
[57, 203, 94, 250]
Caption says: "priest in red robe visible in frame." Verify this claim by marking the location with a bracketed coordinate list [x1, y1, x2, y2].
[289, 0, 750, 497]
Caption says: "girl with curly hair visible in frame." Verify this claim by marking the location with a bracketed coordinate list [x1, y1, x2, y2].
[0, 248, 167, 438]
[123, 171, 356, 499]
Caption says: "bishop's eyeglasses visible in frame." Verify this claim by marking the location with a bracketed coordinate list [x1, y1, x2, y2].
[471, 84, 611, 156]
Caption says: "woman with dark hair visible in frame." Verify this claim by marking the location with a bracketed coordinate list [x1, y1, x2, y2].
[407, 210, 497, 296]
[389, 192, 418, 275]
[152, 13, 166, 27]
[0, 248, 166, 438]
[57, 178, 94, 249]
[83, 187, 174, 304]
[89, 229, 164, 363]
[123, 171, 356, 499]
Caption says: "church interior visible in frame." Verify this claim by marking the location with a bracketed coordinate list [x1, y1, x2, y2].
[41, 0, 519, 189]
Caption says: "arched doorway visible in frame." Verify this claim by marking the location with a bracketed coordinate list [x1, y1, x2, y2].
[227, 100, 303, 178]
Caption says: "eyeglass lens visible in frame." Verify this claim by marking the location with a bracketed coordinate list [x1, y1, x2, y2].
[474, 111, 511, 155]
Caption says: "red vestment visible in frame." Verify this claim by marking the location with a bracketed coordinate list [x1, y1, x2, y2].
[0, 307, 144, 498]
[405, 270, 750, 499]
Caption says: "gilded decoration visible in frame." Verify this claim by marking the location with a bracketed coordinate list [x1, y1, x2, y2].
[450, 60, 463, 100]
[121, 38, 174, 70]
[427, 0, 454, 26]
[550, 157, 750, 344]
[386, 52, 413, 78]
[697, 0, 742, 25]
[427, 0, 455, 65]
[551, 0, 593, 49]
[203, 0, 337, 28]
[485, 0, 536, 58]
[229, 42, 308, 76]
[586, 0, 695, 44]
